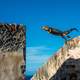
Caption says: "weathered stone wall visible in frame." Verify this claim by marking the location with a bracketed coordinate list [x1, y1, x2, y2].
[0, 24, 26, 80]
[0, 51, 24, 80]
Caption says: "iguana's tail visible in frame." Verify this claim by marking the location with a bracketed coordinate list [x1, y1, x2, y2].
[63, 28, 79, 35]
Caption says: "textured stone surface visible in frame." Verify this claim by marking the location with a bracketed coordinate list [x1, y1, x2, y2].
[31, 36, 80, 80]
[0, 51, 24, 80]
[0, 24, 25, 52]
[0, 24, 26, 80]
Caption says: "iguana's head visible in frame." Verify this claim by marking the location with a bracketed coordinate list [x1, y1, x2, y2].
[42, 26, 49, 31]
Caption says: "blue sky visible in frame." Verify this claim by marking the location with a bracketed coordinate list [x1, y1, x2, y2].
[26, 0, 80, 76]
[0, 0, 80, 76]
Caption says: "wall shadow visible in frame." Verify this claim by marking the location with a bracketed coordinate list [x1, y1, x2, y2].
[50, 58, 80, 80]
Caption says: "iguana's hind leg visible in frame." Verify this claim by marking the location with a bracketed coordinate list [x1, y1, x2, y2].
[62, 36, 71, 42]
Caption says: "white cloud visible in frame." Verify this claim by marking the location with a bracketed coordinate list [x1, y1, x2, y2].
[26, 46, 54, 75]
[27, 46, 53, 64]
[27, 46, 53, 55]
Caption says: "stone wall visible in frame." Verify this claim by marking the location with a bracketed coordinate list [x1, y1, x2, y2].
[31, 36, 80, 80]
[0, 24, 26, 80]
[0, 51, 24, 80]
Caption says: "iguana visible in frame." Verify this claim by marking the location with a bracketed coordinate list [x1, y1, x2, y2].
[42, 26, 79, 41]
